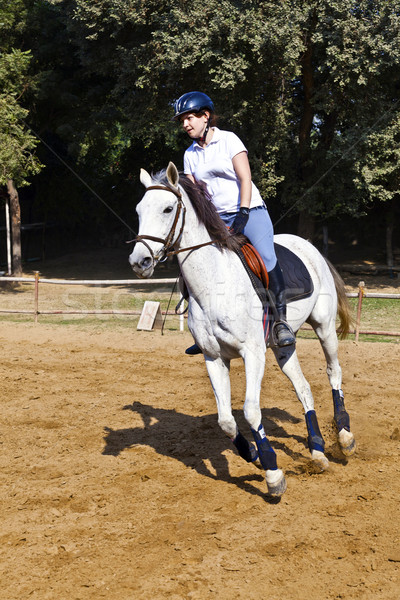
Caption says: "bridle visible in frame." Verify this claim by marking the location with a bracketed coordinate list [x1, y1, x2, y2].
[131, 184, 215, 265]
[133, 185, 185, 263]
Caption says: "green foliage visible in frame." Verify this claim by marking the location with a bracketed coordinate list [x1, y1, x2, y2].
[65, 0, 400, 219]
[354, 113, 400, 203]
[1, 0, 398, 241]
[0, 46, 42, 187]
[277, 0, 400, 218]
[0, 94, 42, 186]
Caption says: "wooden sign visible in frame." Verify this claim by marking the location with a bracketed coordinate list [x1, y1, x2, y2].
[137, 301, 163, 331]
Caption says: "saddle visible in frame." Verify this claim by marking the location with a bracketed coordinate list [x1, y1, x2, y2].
[240, 243, 269, 290]
[176, 241, 314, 323]
[238, 241, 314, 307]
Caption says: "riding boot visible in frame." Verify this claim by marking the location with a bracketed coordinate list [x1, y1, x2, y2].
[268, 263, 296, 347]
[185, 343, 202, 355]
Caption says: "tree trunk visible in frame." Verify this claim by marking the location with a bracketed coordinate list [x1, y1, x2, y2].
[6, 179, 22, 276]
[322, 225, 329, 257]
[386, 197, 396, 277]
[297, 9, 317, 241]
[297, 210, 315, 241]
[298, 38, 314, 168]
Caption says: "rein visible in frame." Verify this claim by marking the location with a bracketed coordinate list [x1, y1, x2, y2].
[131, 184, 216, 263]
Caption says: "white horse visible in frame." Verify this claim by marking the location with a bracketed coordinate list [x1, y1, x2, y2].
[129, 162, 356, 497]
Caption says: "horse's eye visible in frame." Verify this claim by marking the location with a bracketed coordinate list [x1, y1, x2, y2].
[164, 206, 174, 214]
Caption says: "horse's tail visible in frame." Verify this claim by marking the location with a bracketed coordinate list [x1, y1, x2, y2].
[325, 258, 353, 339]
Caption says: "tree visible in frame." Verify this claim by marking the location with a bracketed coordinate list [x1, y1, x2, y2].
[280, 1, 400, 238]
[354, 112, 400, 269]
[66, 0, 303, 187]
[8, 0, 398, 260]
[67, 0, 400, 238]
[0, 1, 45, 274]
[0, 46, 43, 274]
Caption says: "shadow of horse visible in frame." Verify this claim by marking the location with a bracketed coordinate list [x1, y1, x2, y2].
[103, 401, 306, 500]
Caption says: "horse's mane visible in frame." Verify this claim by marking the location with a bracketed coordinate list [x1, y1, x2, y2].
[150, 169, 244, 252]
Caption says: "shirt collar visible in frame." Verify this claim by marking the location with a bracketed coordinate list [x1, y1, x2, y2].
[193, 127, 220, 149]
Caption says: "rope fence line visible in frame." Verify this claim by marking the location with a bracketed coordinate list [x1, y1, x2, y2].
[0, 274, 399, 340]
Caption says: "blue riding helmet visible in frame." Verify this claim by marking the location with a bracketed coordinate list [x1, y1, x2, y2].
[173, 91, 214, 120]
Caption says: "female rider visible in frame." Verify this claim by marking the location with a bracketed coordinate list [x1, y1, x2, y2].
[173, 91, 295, 352]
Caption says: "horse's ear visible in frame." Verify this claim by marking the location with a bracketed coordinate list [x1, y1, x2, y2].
[166, 162, 179, 189]
[140, 168, 152, 188]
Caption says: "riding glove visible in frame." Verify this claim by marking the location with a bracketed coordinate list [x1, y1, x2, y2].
[231, 207, 250, 234]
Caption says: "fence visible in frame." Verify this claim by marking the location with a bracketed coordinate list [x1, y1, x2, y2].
[347, 280, 400, 341]
[0, 273, 185, 331]
[0, 274, 399, 340]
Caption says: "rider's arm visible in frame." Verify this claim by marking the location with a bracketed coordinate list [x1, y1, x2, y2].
[232, 151, 252, 209]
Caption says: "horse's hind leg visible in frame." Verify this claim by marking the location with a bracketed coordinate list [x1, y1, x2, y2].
[272, 345, 330, 471]
[312, 318, 356, 456]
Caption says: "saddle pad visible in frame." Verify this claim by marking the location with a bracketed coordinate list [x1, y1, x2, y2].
[274, 243, 314, 303]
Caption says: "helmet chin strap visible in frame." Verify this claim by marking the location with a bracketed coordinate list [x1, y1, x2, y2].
[195, 116, 210, 144]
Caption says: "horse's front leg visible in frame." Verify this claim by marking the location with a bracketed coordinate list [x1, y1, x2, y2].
[204, 355, 258, 465]
[242, 348, 287, 498]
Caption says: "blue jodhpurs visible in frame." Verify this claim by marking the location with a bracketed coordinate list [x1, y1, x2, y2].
[220, 205, 277, 272]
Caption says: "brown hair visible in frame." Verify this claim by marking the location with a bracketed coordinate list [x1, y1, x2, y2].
[179, 111, 218, 127]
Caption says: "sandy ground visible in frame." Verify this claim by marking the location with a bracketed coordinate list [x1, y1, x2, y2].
[1, 320, 399, 600]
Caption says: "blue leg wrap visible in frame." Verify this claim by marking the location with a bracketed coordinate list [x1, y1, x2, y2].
[332, 389, 350, 431]
[232, 431, 258, 463]
[305, 410, 325, 453]
[251, 425, 277, 471]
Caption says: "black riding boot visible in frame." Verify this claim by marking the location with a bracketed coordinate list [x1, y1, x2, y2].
[185, 343, 202, 355]
[268, 263, 296, 347]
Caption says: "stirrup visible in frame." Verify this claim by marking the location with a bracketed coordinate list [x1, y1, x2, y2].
[272, 320, 296, 347]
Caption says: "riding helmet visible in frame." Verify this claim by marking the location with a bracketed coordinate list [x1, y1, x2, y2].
[173, 91, 214, 120]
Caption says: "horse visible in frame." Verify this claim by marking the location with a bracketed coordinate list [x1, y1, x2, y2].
[129, 162, 356, 497]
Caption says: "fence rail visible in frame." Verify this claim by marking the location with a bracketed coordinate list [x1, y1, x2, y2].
[0, 274, 399, 339]
[0, 273, 185, 327]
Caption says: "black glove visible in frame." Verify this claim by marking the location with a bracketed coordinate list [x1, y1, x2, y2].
[231, 207, 250, 234]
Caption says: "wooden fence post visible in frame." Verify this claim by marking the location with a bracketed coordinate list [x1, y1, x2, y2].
[355, 280, 364, 342]
[34, 271, 39, 324]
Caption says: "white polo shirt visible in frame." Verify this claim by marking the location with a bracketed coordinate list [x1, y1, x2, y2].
[183, 127, 264, 214]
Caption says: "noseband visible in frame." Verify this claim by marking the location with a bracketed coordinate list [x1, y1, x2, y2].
[131, 184, 215, 265]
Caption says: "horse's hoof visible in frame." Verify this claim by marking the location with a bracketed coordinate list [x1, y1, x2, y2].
[311, 449, 330, 471]
[338, 429, 356, 456]
[266, 469, 287, 497]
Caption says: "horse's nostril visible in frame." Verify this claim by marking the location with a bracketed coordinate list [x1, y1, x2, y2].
[141, 256, 152, 270]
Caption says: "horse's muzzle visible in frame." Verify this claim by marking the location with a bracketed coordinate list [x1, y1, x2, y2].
[129, 251, 155, 278]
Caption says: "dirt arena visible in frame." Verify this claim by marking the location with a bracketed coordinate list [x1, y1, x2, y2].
[1, 318, 399, 599]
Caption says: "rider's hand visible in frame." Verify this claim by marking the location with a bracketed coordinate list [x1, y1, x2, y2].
[231, 207, 250, 234]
